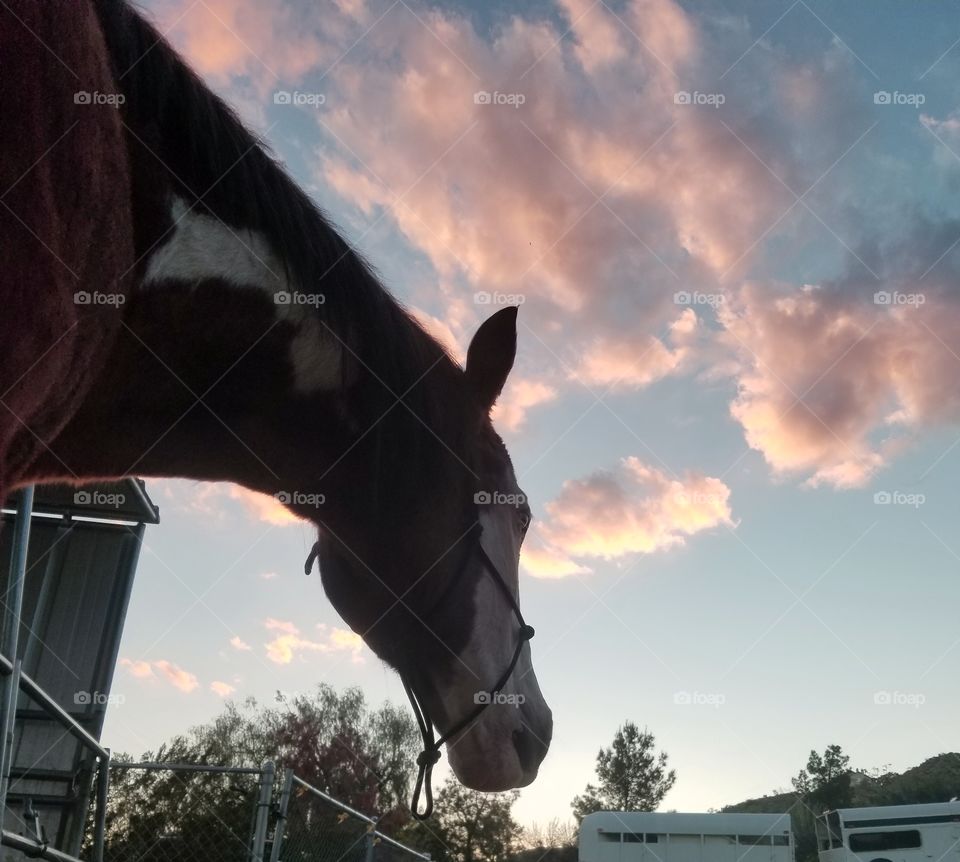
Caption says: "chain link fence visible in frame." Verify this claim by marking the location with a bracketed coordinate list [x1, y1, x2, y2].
[272, 772, 429, 862]
[85, 762, 428, 862]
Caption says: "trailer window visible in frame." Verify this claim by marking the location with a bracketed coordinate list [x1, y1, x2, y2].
[739, 836, 773, 845]
[773, 836, 790, 846]
[599, 832, 622, 843]
[849, 831, 922, 852]
[625, 834, 643, 843]
[646, 835, 660, 843]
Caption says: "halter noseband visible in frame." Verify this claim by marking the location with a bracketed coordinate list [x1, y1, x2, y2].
[304, 518, 535, 820]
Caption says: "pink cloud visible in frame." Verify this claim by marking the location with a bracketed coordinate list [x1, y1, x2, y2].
[229, 636, 252, 651]
[122, 658, 200, 693]
[147, 0, 330, 88]
[265, 617, 299, 634]
[264, 620, 365, 664]
[211, 681, 237, 697]
[520, 543, 591, 580]
[572, 310, 698, 389]
[228, 487, 302, 526]
[153, 660, 200, 693]
[119, 658, 154, 679]
[149, 481, 303, 527]
[304, 0, 821, 338]
[522, 457, 734, 577]
[718, 283, 960, 488]
[492, 377, 558, 432]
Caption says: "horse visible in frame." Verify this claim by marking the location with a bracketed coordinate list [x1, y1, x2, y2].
[0, 0, 551, 815]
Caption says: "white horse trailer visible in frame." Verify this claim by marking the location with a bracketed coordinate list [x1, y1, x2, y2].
[579, 812, 795, 862]
[816, 801, 960, 862]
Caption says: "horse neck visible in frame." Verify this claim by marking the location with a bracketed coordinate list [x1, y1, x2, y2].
[25, 207, 462, 534]
[19, 0, 464, 520]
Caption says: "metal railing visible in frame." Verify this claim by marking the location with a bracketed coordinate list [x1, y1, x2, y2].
[272, 771, 430, 862]
[0, 487, 112, 862]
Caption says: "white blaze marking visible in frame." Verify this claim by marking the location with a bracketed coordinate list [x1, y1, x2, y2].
[142, 198, 341, 392]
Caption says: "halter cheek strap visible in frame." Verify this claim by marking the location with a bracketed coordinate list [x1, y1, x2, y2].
[404, 535, 534, 820]
[303, 523, 535, 821]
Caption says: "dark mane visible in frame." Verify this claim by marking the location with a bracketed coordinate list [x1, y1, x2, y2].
[94, 0, 476, 506]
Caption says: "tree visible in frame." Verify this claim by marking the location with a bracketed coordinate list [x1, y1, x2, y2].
[515, 819, 578, 862]
[402, 778, 522, 862]
[571, 722, 676, 823]
[792, 744, 852, 812]
[93, 685, 421, 857]
[789, 745, 852, 862]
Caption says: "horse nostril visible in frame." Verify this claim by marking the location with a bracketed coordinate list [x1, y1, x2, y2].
[512, 726, 549, 773]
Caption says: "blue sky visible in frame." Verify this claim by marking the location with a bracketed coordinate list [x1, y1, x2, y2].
[103, 0, 960, 828]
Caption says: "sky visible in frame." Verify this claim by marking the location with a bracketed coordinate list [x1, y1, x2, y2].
[101, 0, 960, 830]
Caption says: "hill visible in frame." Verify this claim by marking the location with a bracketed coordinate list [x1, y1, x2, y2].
[723, 753, 960, 814]
[721, 753, 960, 862]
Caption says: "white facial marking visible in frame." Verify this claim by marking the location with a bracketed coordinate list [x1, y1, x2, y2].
[142, 197, 342, 392]
[143, 198, 283, 290]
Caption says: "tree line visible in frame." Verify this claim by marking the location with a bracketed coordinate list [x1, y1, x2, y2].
[95, 685, 960, 862]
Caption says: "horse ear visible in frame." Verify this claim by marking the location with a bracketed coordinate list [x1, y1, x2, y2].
[464, 306, 518, 411]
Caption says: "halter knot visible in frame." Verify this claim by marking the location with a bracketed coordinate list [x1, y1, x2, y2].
[417, 748, 441, 768]
[520, 624, 535, 640]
